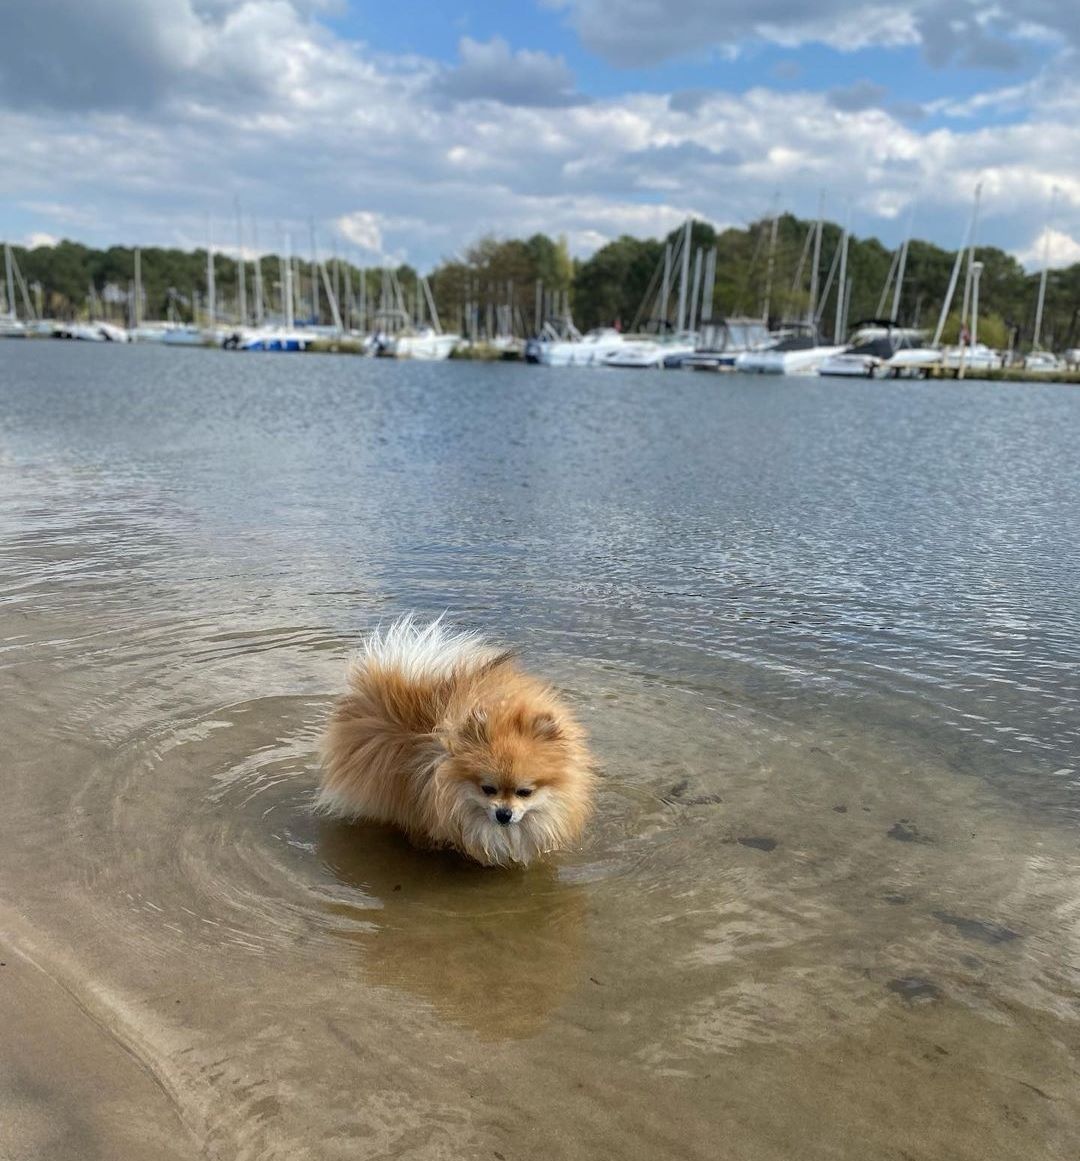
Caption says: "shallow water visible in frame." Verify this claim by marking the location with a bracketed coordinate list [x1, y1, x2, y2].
[1, 342, 1079, 1159]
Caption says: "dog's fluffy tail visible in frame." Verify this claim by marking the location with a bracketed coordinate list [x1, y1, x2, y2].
[340, 615, 508, 733]
[352, 614, 504, 682]
[316, 615, 510, 820]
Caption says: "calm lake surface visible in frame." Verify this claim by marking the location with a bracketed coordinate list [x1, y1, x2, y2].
[1, 341, 1078, 1160]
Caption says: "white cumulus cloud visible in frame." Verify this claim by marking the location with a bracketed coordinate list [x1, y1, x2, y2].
[1015, 226, 1080, 271]
[335, 210, 384, 255]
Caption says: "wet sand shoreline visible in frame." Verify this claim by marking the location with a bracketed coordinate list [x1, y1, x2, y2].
[0, 921, 197, 1161]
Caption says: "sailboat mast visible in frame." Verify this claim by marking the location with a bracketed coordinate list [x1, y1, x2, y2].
[6, 242, 16, 318]
[1033, 186, 1057, 350]
[932, 251, 965, 347]
[252, 216, 264, 326]
[235, 199, 246, 327]
[688, 248, 703, 334]
[283, 233, 294, 330]
[343, 256, 354, 331]
[834, 211, 850, 344]
[422, 276, 442, 334]
[310, 219, 320, 326]
[762, 210, 779, 324]
[660, 244, 672, 327]
[876, 249, 900, 318]
[702, 247, 716, 324]
[891, 240, 910, 324]
[318, 260, 344, 332]
[956, 182, 982, 344]
[676, 217, 692, 332]
[206, 217, 216, 328]
[133, 247, 142, 328]
[932, 197, 977, 348]
[293, 256, 302, 325]
[808, 191, 825, 328]
[891, 204, 914, 323]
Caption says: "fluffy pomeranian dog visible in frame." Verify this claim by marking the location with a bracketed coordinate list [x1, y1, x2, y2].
[317, 617, 594, 867]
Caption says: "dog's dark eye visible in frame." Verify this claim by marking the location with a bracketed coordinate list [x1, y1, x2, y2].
[481, 785, 497, 796]
[515, 788, 533, 798]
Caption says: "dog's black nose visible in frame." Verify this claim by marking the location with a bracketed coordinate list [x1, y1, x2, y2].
[495, 807, 513, 825]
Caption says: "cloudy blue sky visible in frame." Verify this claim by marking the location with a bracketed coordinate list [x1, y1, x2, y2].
[1, 0, 1078, 270]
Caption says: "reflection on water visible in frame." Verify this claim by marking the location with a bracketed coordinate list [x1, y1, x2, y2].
[317, 820, 586, 1040]
[1, 343, 1080, 1159]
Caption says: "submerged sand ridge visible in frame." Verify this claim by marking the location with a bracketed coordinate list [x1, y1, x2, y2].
[1, 603, 1079, 1160]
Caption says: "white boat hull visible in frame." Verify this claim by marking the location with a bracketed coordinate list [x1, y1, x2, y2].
[941, 344, 1003, 372]
[393, 333, 460, 361]
[735, 345, 845, 375]
[540, 341, 623, 366]
[240, 330, 317, 352]
[162, 326, 208, 347]
[53, 321, 130, 342]
[130, 325, 173, 343]
[818, 353, 882, 378]
[1023, 353, 1064, 374]
[603, 341, 664, 368]
[537, 328, 628, 366]
[604, 339, 697, 369]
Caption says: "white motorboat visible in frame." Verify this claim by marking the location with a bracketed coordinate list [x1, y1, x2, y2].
[603, 330, 698, 369]
[162, 325, 208, 347]
[97, 321, 130, 342]
[882, 347, 943, 377]
[392, 327, 460, 361]
[56, 321, 130, 342]
[132, 321, 207, 343]
[680, 319, 773, 371]
[941, 343, 1003, 372]
[735, 327, 845, 375]
[818, 351, 886, 378]
[486, 335, 524, 359]
[0, 313, 26, 338]
[1022, 350, 1064, 374]
[130, 322, 174, 343]
[818, 324, 926, 378]
[538, 327, 629, 366]
[239, 328, 317, 352]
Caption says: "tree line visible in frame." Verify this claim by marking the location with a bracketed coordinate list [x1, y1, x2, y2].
[6, 215, 1080, 351]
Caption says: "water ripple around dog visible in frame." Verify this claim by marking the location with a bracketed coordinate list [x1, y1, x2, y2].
[78, 693, 334, 961]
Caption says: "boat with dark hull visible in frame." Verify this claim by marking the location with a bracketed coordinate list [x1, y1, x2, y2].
[818, 321, 925, 378]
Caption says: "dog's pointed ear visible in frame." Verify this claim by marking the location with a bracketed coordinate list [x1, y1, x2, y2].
[460, 707, 489, 743]
[529, 712, 563, 741]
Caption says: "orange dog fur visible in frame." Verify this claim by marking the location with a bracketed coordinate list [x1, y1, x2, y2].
[318, 617, 594, 866]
